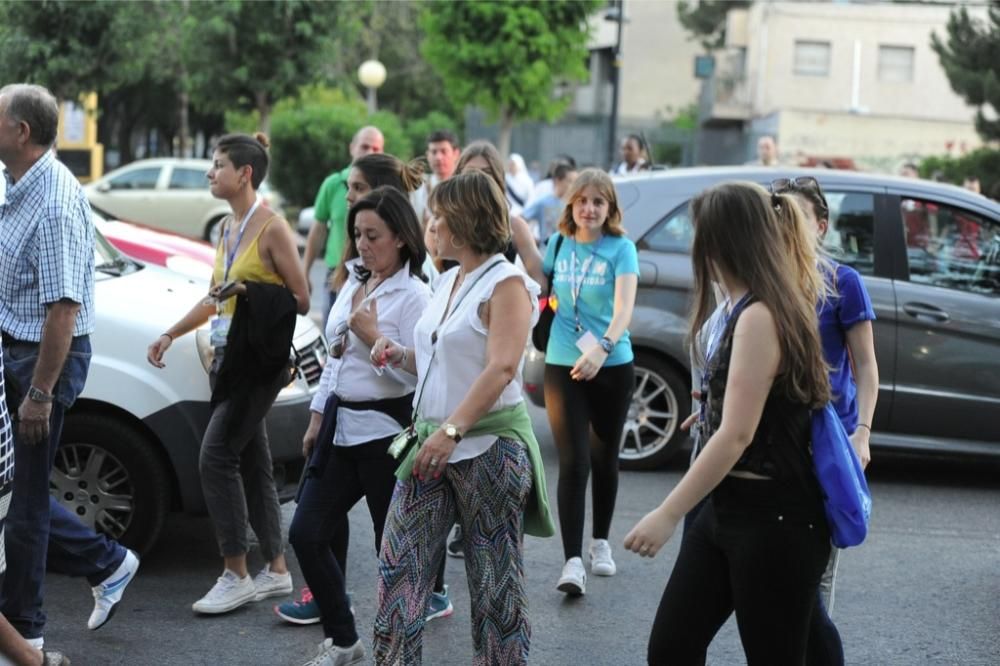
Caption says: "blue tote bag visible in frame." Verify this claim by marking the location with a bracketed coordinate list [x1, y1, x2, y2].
[811, 403, 872, 548]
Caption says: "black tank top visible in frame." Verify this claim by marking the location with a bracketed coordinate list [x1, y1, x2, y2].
[703, 298, 820, 493]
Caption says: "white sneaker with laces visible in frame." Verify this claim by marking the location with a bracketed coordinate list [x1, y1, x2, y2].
[253, 564, 293, 601]
[89, 549, 140, 630]
[557, 556, 587, 596]
[301, 638, 366, 666]
[589, 539, 617, 576]
[192, 570, 257, 614]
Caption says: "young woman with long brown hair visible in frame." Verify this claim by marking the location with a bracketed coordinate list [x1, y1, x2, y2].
[625, 182, 832, 664]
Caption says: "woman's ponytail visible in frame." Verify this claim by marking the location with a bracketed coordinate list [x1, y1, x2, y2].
[772, 191, 830, 307]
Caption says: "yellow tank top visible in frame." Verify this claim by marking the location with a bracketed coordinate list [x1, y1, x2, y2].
[213, 215, 285, 317]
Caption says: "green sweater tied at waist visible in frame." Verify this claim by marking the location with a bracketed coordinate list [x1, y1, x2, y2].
[395, 402, 555, 538]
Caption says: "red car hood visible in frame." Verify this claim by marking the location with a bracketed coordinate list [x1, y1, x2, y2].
[98, 218, 216, 269]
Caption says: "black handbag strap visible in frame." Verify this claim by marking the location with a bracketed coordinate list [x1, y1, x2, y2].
[544, 234, 565, 298]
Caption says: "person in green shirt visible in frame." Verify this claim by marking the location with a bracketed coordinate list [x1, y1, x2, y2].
[303, 125, 384, 313]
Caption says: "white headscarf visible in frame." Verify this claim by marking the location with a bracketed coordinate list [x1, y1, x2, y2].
[505, 153, 534, 214]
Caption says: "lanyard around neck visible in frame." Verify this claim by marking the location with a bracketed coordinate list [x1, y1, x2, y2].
[223, 198, 261, 283]
[569, 236, 603, 329]
[410, 259, 506, 427]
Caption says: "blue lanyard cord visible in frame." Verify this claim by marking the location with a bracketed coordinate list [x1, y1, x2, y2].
[223, 198, 262, 283]
[569, 235, 604, 328]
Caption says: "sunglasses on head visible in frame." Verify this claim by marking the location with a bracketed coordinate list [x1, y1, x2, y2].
[770, 176, 829, 215]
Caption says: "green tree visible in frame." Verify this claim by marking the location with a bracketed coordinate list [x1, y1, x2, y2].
[0, 0, 193, 162]
[676, 0, 751, 52]
[344, 1, 459, 122]
[420, 0, 600, 158]
[931, 6, 1000, 142]
[182, 0, 359, 135]
[267, 88, 411, 207]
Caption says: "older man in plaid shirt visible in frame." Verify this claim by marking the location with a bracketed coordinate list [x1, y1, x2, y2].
[0, 84, 138, 656]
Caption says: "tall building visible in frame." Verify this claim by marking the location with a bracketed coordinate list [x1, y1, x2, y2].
[699, 1, 986, 170]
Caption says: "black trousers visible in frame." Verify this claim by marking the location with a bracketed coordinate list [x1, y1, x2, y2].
[544, 362, 634, 560]
[288, 435, 398, 645]
[648, 476, 831, 666]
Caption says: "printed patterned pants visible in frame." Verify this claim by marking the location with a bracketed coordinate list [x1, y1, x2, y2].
[373, 437, 533, 666]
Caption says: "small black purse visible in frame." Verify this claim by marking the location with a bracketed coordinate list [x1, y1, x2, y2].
[531, 235, 564, 352]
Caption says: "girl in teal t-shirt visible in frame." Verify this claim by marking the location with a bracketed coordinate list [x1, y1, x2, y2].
[521, 168, 639, 597]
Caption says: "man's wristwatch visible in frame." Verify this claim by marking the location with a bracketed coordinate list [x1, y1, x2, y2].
[27, 386, 54, 403]
[599, 336, 615, 354]
[442, 423, 463, 444]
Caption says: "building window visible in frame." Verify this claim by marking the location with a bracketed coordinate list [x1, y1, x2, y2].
[793, 40, 831, 77]
[878, 45, 915, 83]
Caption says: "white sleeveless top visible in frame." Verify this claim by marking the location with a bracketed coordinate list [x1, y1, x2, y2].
[412, 255, 540, 464]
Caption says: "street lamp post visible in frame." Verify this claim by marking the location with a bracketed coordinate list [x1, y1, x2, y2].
[605, 1, 625, 170]
[358, 59, 387, 114]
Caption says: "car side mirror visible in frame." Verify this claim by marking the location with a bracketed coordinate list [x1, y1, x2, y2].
[96, 182, 112, 193]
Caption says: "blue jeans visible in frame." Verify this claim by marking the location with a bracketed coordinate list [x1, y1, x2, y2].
[1, 336, 125, 639]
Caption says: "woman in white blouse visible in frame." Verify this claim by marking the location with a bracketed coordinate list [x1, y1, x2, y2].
[371, 171, 555, 665]
[288, 187, 430, 666]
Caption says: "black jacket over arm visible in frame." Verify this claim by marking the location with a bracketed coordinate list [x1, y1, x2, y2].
[211, 282, 298, 438]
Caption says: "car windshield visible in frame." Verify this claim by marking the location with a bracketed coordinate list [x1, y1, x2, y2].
[91, 208, 134, 274]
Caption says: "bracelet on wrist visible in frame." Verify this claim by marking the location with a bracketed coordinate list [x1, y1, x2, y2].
[857, 423, 871, 432]
[161, 332, 174, 341]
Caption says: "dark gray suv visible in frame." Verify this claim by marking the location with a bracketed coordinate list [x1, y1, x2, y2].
[523, 167, 1000, 469]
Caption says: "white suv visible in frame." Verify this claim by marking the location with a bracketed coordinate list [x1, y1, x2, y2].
[51, 226, 324, 554]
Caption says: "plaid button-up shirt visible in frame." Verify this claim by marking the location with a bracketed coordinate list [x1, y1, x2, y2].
[0, 151, 95, 341]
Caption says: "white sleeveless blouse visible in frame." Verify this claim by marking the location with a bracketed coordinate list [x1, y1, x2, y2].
[412, 255, 540, 463]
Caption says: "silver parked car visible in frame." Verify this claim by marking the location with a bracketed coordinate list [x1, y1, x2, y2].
[523, 167, 1000, 469]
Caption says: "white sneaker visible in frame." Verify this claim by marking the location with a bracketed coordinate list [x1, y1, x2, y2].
[557, 556, 587, 596]
[89, 548, 140, 630]
[301, 638, 366, 666]
[192, 570, 257, 614]
[589, 539, 617, 577]
[253, 564, 293, 601]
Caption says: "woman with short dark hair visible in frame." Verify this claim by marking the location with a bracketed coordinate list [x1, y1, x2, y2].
[371, 171, 555, 665]
[147, 132, 310, 615]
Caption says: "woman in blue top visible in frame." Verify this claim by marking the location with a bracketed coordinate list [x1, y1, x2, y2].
[522, 168, 639, 596]
[773, 176, 878, 666]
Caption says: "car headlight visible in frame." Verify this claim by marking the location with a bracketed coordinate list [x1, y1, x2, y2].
[195, 328, 214, 374]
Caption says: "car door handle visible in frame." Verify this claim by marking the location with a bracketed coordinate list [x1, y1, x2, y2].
[903, 302, 950, 323]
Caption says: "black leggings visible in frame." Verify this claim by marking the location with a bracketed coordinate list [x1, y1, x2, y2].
[544, 362, 634, 560]
[648, 476, 831, 665]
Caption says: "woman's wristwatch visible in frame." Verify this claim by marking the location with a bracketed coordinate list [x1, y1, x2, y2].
[598, 336, 615, 354]
[442, 423, 463, 444]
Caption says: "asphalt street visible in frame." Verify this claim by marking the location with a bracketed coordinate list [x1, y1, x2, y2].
[39, 404, 1000, 665]
[38, 261, 1000, 665]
